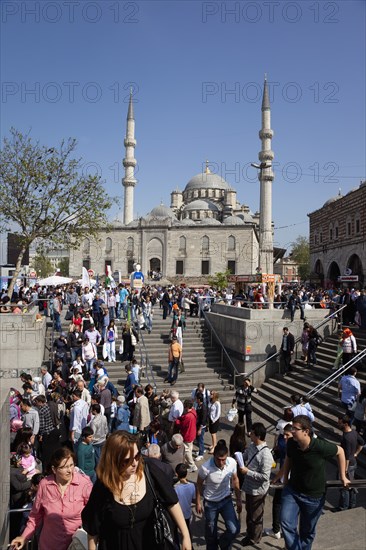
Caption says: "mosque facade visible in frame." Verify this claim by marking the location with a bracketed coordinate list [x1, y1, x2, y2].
[69, 80, 275, 282]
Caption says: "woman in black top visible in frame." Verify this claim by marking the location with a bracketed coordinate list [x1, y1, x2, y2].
[82, 431, 191, 550]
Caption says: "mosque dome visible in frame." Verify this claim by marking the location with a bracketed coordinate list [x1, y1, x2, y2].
[148, 204, 175, 218]
[223, 216, 245, 225]
[178, 218, 196, 225]
[200, 217, 221, 225]
[182, 199, 219, 212]
[323, 195, 342, 207]
[184, 172, 230, 192]
[237, 212, 255, 223]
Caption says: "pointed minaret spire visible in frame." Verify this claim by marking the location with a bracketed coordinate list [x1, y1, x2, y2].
[261, 75, 270, 111]
[258, 75, 274, 280]
[127, 88, 134, 119]
[122, 91, 137, 225]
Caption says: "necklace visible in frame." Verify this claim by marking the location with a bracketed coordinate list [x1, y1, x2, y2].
[120, 475, 140, 529]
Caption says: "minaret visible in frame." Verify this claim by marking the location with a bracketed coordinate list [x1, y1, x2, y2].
[122, 91, 137, 225]
[258, 76, 274, 274]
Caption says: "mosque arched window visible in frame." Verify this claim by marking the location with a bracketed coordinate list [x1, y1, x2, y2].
[179, 236, 186, 251]
[228, 235, 236, 251]
[202, 235, 209, 252]
[127, 237, 134, 253]
[82, 238, 90, 255]
[105, 237, 112, 253]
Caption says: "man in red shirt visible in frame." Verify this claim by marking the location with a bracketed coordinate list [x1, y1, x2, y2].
[175, 399, 197, 473]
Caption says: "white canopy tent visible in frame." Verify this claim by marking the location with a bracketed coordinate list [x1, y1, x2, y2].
[37, 275, 73, 286]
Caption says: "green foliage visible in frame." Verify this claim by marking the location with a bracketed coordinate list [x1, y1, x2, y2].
[291, 236, 310, 281]
[57, 257, 70, 276]
[208, 269, 232, 290]
[32, 255, 53, 278]
[0, 129, 113, 295]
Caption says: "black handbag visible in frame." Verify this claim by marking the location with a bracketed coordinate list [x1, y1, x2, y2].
[65, 310, 73, 321]
[144, 465, 176, 549]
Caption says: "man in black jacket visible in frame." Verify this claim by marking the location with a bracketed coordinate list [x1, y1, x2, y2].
[280, 327, 295, 376]
[195, 392, 208, 461]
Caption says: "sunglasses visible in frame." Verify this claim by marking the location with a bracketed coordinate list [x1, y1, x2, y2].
[291, 426, 304, 432]
[122, 452, 141, 465]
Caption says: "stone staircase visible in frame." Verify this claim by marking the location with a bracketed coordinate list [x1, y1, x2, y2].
[251, 327, 366, 476]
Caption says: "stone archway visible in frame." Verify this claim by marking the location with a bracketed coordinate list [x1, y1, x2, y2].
[347, 254, 364, 286]
[327, 261, 340, 284]
[313, 259, 324, 285]
[147, 237, 163, 275]
[150, 257, 161, 272]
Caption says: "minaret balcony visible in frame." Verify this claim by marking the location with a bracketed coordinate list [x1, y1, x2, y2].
[123, 158, 137, 168]
[122, 178, 137, 186]
[259, 151, 274, 161]
[259, 129, 274, 140]
[124, 138, 136, 147]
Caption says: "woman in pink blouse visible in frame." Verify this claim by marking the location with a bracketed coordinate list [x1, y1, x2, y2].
[11, 447, 92, 550]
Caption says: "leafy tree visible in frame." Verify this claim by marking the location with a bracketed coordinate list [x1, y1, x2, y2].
[208, 269, 232, 290]
[291, 236, 310, 281]
[0, 129, 113, 296]
[57, 257, 70, 276]
[32, 254, 54, 278]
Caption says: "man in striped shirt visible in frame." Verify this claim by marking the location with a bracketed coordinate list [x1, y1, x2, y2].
[239, 422, 273, 546]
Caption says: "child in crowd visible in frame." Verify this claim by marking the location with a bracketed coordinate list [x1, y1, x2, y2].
[18, 443, 39, 480]
[77, 426, 96, 483]
[174, 463, 195, 547]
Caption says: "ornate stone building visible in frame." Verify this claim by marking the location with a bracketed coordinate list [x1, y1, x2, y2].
[69, 80, 275, 282]
[308, 182, 366, 288]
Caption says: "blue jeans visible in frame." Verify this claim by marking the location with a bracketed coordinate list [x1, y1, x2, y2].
[53, 311, 61, 332]
[197, 427, 206, 456]
[280, 484, 325, 550]
[204, 495, 240, 550]
[167, 360, 179, 383]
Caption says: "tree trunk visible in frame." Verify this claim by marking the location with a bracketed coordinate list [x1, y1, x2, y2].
[7, 246, 27, 298]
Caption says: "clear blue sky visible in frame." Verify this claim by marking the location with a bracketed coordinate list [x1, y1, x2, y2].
[1, 0, 365, 251]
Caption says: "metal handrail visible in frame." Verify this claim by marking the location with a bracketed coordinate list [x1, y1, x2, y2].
[198, 305, 242, 384]
[129, 305, 158, 393]
[305, 347, 366, 401]
[245, 303, 347, 382]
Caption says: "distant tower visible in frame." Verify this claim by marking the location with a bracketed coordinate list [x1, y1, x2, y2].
[258, 76, 274, 273]
[122, 91, 137, 225]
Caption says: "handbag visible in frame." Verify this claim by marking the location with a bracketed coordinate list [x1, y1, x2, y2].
[65, 310, 74, 321]
[144, 465, 176, 549]
[179, 359, 185, 373]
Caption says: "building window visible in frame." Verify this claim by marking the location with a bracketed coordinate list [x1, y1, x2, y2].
[329, 226, 333, 241]
[228, 235, 235, 251]
[334, 223, 339, 239]
[319, 231, 323, 243]
[176, 260, 184, 275]
[314, 232, 318, 245]
[179, 236, 186, 251]
[227, 260, 236, 274]
[355, 217, 360, 234]
[105, 237, 112, 253]
[127, 259, 134, 274]
[346, 218, 352, 237]
[82, 238, 90, 255]
[127, 237, 134, 253]
[202, 235, 209, 252]
[201, 260, 209, 275]
[82, 259, 90, 270]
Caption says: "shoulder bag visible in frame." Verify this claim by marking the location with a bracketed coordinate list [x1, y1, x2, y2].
[144, 465, 176, 549]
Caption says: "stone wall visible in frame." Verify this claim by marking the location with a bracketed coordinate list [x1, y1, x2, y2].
[0, 309, 46, 548]
[207, 304, 333, 386]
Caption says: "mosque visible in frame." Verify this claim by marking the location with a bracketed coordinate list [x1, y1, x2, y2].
[69, 79, 275, 282]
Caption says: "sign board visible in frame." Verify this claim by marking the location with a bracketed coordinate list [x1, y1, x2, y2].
[246, 345, 252, 354]
[337, 275, 358, 282]
[29, 270, 37, 278]
[87, 269, 95, 277]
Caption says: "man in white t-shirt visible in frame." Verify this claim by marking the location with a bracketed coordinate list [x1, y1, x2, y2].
[196, 439, 242, 550]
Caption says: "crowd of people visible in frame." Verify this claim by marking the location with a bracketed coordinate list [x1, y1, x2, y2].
[5, 277, 366, 550]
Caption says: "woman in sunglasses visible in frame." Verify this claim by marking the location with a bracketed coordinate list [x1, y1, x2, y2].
[82, 431, 191, 550]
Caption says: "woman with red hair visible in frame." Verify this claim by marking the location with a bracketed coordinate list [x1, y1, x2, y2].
[341, 328, 357, 366]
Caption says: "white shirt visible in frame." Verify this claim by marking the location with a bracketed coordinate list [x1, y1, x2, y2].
[198, 456, 237, 502]
[70, 399, 89, 433]
[168, 399, 184, 422]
